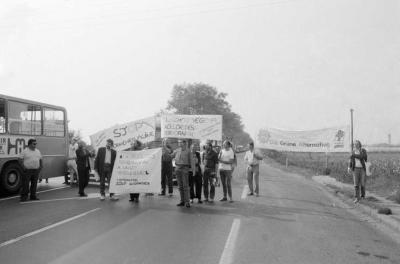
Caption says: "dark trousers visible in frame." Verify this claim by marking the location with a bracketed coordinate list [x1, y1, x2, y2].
[189, 171, 202, 200]
[78, 167, 89, 195]
[20, 169, 40, 199]
[130, 193, 139, 200]
[99, 164, 114, 196]
[203, 168, 216, 200]
[161, 162, 173, 194]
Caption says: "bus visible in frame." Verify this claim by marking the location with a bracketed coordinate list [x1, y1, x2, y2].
[0, 94, 68, 194]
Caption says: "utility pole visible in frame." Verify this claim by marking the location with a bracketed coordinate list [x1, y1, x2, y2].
[350, 109, 354, 152]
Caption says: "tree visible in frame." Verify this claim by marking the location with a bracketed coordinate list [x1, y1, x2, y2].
[166, 83, 252, 146]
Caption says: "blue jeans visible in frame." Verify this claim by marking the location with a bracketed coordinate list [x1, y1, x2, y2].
[175, 167, 190, 203]
[219, 170, 232, 199]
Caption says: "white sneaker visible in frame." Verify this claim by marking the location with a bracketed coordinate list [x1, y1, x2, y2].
[110, 196, 119, 201]
[100, 195, 105, 201]
[353, 198, 359, 203]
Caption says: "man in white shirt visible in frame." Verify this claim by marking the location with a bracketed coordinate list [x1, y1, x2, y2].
[19, 139, 43, 202]
[244, 142, 263, 196]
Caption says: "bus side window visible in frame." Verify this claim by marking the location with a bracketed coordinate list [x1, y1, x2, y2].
[0, 99, 5, 133]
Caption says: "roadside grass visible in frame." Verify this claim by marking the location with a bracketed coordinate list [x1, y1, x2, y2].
[261, 150, 400, 203]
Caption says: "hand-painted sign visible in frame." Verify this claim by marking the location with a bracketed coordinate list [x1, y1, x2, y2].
[90, 116, 156, 151]
[255, 126, 350, 152]
[161, 114, 222, 140]
[109, 148, 162, 194]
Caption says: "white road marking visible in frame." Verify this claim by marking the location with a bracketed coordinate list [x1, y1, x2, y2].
[20, 193, 101, 204]
[0, 208, 101, 248]
[241, 185, 248, 199]
[0, 186, 69, 202]
[218, 218, 241, 264]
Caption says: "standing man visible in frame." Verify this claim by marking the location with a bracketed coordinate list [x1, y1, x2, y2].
[202, 142, 219, 203]
[171, 139, 192, 208]
[244, 142, 263, 196]
[160, 139, 173, 196]
[19, 139, 42, 202]
[94, 139, 118, 201]
[76, 141, 91, 197]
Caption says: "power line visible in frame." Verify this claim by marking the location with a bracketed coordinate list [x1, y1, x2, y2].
[0, 0, 298, 32]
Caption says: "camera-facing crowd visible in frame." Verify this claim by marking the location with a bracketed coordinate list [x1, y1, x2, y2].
[18, 137, 265, 207]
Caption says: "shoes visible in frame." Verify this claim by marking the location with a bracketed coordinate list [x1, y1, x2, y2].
[229, 200, 234, 203]
[45, 179, 49, 183]
[220, 197, 228, 202]
[110, 196, 119, 201]
[185, 203, 191, 208]
[129, 198, 139, 203]
[158, 192, 166, 196]
[248, 192, 254, 196]
[204, 198, 209, 202]
[79, 193, 88, 197]
[190, 199, 194, 203]
[198, 200, 203, 204]
[255, 192, 259, 197]
[353, 198, 360, 203]
[209, 199, 214, 203]
[176, 202, 185, 206]
[168, 193, 173, 197]
[100, 195, 105, 201]
[30, 197, 40, 201]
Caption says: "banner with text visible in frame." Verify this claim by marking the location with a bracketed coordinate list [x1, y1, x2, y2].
[161, 114, 222, 140]
[90, 116, 156, 151]
[109, 148, 162, 194]
[255, 126, 351, 152]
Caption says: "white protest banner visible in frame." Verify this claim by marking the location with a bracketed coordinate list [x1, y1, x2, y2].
[255, 126, 351, 152]
[109, 148, 162, 194]
[161, 114, 222, 140]
[90, 116, 156, 151]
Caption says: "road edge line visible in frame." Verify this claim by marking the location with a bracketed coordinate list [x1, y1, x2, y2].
[218, 218, 241, 264]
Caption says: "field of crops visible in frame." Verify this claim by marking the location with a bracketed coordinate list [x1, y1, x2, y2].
[262, 150, 400, 199]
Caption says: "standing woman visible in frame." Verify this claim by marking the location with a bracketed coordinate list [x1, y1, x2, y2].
[218, 140, 235, 202]
[348, 140, 368, 203]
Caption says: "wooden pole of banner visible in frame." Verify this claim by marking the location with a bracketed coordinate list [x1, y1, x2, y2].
[350, 109, 354, 152]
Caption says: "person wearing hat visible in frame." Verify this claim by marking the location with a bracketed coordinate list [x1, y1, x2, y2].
[94, 139, 118, 201]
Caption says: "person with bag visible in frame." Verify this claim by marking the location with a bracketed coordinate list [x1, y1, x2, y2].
[348, 140, 368, 203]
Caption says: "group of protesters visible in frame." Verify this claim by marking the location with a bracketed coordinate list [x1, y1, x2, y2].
[59, 136, 265, 208]
[19, 135, 369, 206]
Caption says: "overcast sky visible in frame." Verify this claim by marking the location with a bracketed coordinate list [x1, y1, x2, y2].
[1, 0, 399, 144]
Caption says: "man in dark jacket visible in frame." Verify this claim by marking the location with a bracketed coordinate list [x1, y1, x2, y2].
[95, 139, 118, 201]
[76, 141, 91, 197]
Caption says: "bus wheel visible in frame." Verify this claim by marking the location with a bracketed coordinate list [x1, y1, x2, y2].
[0, 163, 23, 194]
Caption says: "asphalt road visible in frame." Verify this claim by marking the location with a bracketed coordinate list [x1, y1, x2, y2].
[1, 160, 400, 264]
